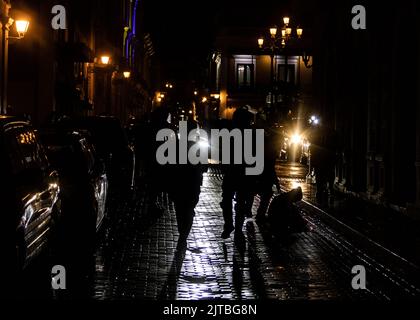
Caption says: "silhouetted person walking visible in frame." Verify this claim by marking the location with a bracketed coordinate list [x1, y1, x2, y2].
[310, 125, 337, 204]
[144, 107, 172, 216]
[170, 119, 205, 250]
[220, 107, 254, 239]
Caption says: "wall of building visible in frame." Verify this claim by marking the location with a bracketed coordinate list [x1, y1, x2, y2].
[4, 0, 156, 126]
[300, 0, 420, 210]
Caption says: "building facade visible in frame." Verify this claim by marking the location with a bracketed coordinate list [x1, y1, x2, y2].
[2, 0, 157, 125]
[208, 27, 313, 121]
[293, 0, 420, 214]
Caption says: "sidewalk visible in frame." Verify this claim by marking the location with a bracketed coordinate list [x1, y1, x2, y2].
[276, 161, 420, 274]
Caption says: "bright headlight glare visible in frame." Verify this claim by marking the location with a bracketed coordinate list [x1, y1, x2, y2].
[291, 134, 302, 145]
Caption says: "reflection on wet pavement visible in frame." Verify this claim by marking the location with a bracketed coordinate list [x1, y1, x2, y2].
[18, 163, 420, 300]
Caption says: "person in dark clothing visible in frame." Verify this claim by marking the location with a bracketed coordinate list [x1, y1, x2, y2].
[254, 122, 281, 222]
[143, 107, 172, 216]
[169, 119, 205, 250]
[309, 125, 337, 204]
[220, 107, 254, 239]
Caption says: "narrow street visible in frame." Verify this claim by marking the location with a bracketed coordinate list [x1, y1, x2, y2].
[3, 0, 420, 310]
[19, 162, 420, 301]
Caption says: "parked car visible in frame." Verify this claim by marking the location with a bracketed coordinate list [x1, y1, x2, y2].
[0, 116, 61, 271]
[57, 116, 135, 189]
[39, 129, 108, 239]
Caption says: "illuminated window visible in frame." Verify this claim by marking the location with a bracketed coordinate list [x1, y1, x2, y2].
[237, 64, 254, 89]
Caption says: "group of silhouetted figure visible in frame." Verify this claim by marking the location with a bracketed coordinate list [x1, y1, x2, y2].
[133, 105, 336, 250]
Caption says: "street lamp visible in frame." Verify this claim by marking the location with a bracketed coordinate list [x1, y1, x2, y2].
[1, 1, 30, 114]
[100, 55, 111, 65]
[257, 16, 306, 112]
[12, 20, 29, 39]
[123, 71, 131, 79]
[269, 26, 277, 38]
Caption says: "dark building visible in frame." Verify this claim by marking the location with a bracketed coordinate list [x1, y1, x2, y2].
[208, 26, 313, 120]
[293, 0, 420, 215]
[206, 0, 420, 216]
[1, 0, 158, 125]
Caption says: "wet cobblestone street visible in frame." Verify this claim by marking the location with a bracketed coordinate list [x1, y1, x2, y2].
[88, 164, 420, 301]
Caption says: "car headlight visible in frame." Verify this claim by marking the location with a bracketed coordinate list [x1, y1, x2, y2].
[291, 134, 303, 145]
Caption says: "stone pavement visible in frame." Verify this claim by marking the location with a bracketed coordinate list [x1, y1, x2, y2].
[90, 167, 420, 300]
[276, 161, 420, 276]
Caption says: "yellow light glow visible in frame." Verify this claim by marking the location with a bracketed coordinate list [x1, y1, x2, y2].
[100, 56, 110, 65]
[281, 29, 286, 38]
[189, 110, 193, 114]
[123, 71, 131, 79]
[283, 17, 290, 26]
[286, 27, 292, 35]
[258, 37, 264, 48]
[194, 91, 198, 95]
[297, 27, 303, 38]
[202, 97, 207, 103]
[160, 94, 165, 98]
[291, 133, 302, 145]
[157, 97, 162, 102]
[15, 20, 30, 36]
[270, 27, 277, 38]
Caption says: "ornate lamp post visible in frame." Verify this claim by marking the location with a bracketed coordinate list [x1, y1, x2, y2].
[257, 16, 304, 111]
[0, 0, 30, 114]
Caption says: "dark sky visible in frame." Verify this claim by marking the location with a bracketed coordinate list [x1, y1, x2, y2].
[144, 0, 291, 82]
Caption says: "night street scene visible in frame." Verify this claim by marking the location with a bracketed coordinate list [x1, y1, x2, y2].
[1, 0, 420, 315]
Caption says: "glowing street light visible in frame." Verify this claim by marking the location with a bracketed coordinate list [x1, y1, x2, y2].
[297, 27, 303, 38]
[15, 20, 30, 38]
[1, 5, 30, 114]
[256, 15, 308, 112]
[100, 56, 111, 65]
[270, 26, 278, 38]
[123, 71, 131, 79]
